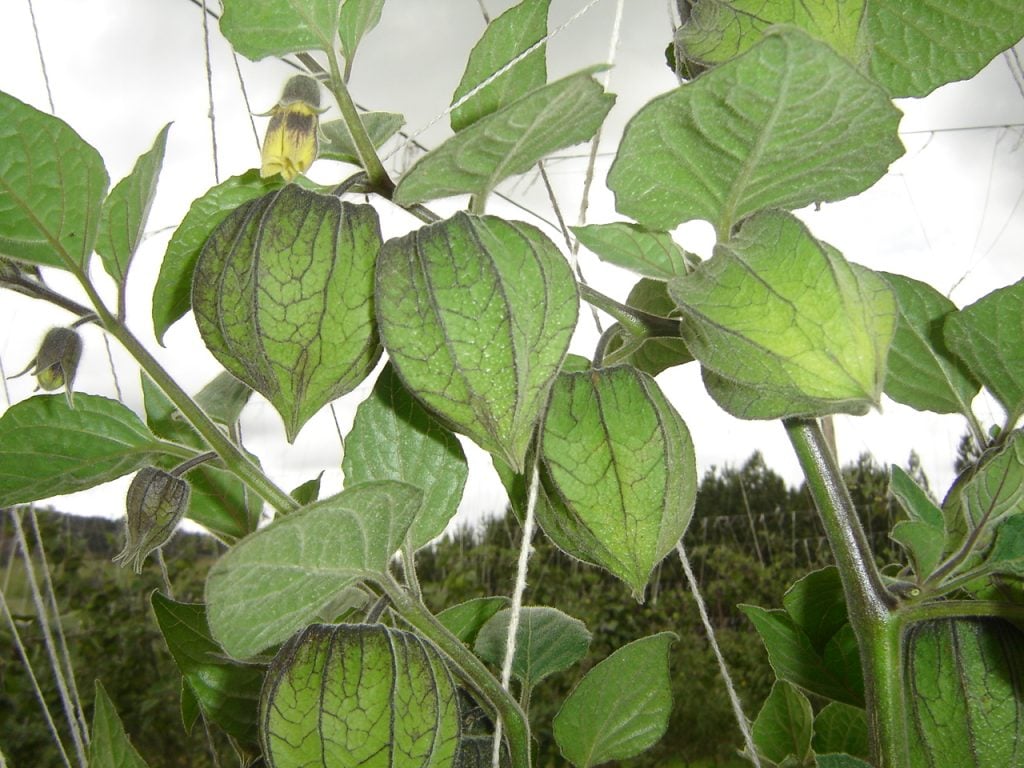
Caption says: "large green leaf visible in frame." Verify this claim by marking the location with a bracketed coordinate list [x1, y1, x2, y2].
[881, 272, 981, 416]
[343, 363, 468, 549]
[338, 0, 385, 64]
[376, 212, 577, 471]
[944, 279, 1024, 427]
[552, 633, 676, 768]
[751, 681, 814, 765]
[0, 90, 109, 271]
[540, 366, 697, 599]
[394, 69, 614, 206]
[220, 0, 341, 59]
[669, 211, 896, 419]
[206, 481, 422, 659]
[572, 222, 692, 281]
[261, 623, 461, 768]
[450, 0, 549, 132]
[153, 170, 285, 344]
[906, 618, 1024, 768]
[193, 185, 381, 441]
[91, 681, 151, 768]
[674, 0, 1024, 98]
[0, 394, 166, 507]
[474, 607, 591, 693]
[96, 124, 171, 288]
[151, 593, 262, 744]
[608, 28, 903, 233]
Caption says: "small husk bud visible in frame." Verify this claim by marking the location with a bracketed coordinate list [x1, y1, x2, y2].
[34, 327, 83, 396]
[114, 467, 190, 574]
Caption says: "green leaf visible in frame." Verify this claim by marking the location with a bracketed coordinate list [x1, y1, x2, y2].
[891, 520, 947, 580]
[474, 607, 591, 692]
[206, 481, 422, 659]
[608, 28, 903, 233]
[553, 632, 676, 768]
[338, 0, 385, 63]
[813, 702, 869, 760]
[394, 69, 614, 206]
[180, 677, 200, 734]
[890, 465, 943, 528]
[572, 222, 692, 281]
[193, 371, 253, 427]
[141, 375, 258, 540]
[906, 618, 1024, 768]
[151, 593, 262, 744]
[740, 605, 864, 706]
[261, 623, 461, 768]
[376, 212, 577, 471]
[96, 124, 171, 287]
[343, 363, 468, 548]
[193, 185, 381, 441]
[752, 681, 814, 765]
[674, 0, 1024, 98]
[0, 90, 109, 271]
[319, 112, 404, 164]
[984, 515, 1024, 576]
[540, 366, 697, 599]
[815, 756, 873, 768]
[90, 681, 152, 768]
[220, 0, 341, 59]
[153, 170, 284, 344]
[450, 0, 549, 132]
[436, 596, 510, 645]
[604, 279, 693, 375]
[0, 394, 165, 507]
[944, 279, 1024, 427]
[782, 566, 848, 653]
[881, 273, 981, 416]
[670, 211, 896, 419]
[290, 472, 323, 506]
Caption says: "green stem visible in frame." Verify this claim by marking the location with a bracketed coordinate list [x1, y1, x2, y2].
[578, 284, 680, 338]
[381, 576, 531, 768]
[324, 48, 394, 196]
[901, 599, 1024, 625]
[784, 417, 905, 768]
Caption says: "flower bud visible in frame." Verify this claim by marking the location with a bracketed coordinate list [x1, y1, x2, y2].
[260, 74, 322, 182]
[33, 327, 83, 394]
[114, 467, 190, 574]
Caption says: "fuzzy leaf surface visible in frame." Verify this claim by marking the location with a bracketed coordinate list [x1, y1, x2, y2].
[339, 0, 385, 62]
[319, 112, 404, 164]
[91, 681, 151, 768]
[813, 702, 869, 759]
[572, 222, 691, 281]
[220, 0, 341, 59]
[436, 597, 510, 645]
[752, 681, 813, 765]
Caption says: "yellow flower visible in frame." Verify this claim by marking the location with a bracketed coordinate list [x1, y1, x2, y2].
[260, 75, 323, 182]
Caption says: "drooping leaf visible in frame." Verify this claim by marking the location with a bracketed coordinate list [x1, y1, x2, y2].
[394, 69, 614, 206]
[96, 123, 171, 287]
[881, 272, 981, 416]
[474, 607, 591, 693]
[740, 605, 864, 707]
[261, 623, 461, 768]
[338, 0, 385, 64]
[450, 0, 549, 132]
[608, 28, 903, 233]
[343, 363, 468, 549]
[436, 597, 510, 645]
[813, 702, 869, 760]
[572, 222, 693, 281]
[669, 211, 896, 419]
[193, 185, 381, 441]
[751, 681, 814, 765]
[220, 0, 341, 59]
[906, 618, 1024, 768]
[540, 366, 697, 599]
[206, 481, 422, 659]
[153, 170, 285, 344]
[0, 394, 166, 507]
[319, 112, 404, 164]
[151, 593, 262, 744]
[90, 681, 152, 768]
[944, 279, 1024, 427]
[376, 212, 577, 471]
[782, 566, 849, 653]
[604, 279, 693, 375]
[0, 90, 109, 271]
[674, 0, 1024, 98]
[553, 633, 676, 768]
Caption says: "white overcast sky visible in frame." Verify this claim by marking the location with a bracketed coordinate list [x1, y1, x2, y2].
[1, 0, 1023, 528]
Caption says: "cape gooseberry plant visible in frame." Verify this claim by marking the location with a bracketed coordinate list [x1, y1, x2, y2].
[2, 2, 1024, 767]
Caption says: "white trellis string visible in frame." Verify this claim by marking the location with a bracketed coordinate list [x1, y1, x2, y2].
[25, 0, 56, 113]
[200, 0, 221, 182]
[383, 0, 607, 164]
[675, 541, 762, 768]
[491, 459, 541, 768]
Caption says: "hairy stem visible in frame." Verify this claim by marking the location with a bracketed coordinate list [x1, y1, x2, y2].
[578, 283, 680, 338]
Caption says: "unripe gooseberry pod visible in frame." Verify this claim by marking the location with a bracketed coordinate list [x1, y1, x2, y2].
[113, 467, 190, 574]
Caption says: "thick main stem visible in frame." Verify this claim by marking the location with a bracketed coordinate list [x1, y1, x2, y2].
[783, 417, 905, 768]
